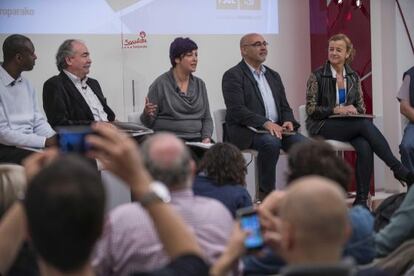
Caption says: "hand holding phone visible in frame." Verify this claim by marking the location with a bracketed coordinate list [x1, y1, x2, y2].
[236, 206, 264, 251]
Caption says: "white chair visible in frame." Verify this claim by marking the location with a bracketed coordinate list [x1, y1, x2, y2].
[298, 105, 355, 151]
[213, 109, 260, 202]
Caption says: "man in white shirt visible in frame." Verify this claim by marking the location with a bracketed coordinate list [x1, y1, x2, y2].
[42, 39, 115, 128]
[0, 34, 56, 164]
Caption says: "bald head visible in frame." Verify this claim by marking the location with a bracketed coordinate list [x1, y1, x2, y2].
[240, 33, 262, 48]
[239, 33, 267, 68]
[279, 176, 349, 263]
[141, 133, 193, 189]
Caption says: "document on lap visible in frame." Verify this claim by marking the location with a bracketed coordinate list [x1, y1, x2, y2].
[328, 114, 375, 119]
[185, 142, 214, 149]
[247, 126, 296, 136]
[111, 121, 154, 136]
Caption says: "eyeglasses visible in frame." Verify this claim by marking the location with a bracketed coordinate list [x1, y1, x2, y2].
[243, 41, 269, 48]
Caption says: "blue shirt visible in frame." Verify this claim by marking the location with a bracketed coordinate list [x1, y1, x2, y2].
[245, 62, 279, 123]
[0, 65, 55, 148]
[192, 175, 252, 217]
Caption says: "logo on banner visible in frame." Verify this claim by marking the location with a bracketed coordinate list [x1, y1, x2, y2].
[217, 0, 261, 10]
[122, 31, 147, 49]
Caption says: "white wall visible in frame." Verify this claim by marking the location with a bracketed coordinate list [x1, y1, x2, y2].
[371, 0, 414, 192]
[0, 0, 310, 191]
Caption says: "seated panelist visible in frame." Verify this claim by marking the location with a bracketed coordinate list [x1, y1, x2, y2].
[140, 37, 213, 143]
[222, 33, 306, 201]
[305, 33, 414, 207]
[0, 34, 56, 164]
[43, 39, 115, 128]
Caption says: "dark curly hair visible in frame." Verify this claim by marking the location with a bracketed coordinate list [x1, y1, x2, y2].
[169, 37, 198, 68]
[198, 143, 246, 186]
[287, 139, 352, 191]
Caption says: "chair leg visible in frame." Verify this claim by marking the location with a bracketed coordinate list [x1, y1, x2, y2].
[253, 154, 260, 202]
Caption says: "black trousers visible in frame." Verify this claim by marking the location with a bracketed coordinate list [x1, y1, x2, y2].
[319, 118, 402, 199]
[0, 144, 35, 165]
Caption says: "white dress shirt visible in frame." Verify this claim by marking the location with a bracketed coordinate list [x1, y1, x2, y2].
[63, 70, 108, 121]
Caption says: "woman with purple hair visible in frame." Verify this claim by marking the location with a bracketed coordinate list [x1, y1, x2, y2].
[140, 37, 213, 143]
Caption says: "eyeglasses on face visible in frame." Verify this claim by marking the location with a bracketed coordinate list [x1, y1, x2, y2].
[244, 41, 269, 47]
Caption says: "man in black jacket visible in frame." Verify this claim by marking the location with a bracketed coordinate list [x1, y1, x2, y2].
[222, 33, 306, 201]
[43, 39, 115, 127]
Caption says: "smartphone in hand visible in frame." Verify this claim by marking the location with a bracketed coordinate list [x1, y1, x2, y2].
[237, 206, 264, 251]
[56, 126, 93, 154]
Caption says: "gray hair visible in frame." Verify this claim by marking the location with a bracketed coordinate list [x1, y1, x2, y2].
[55, 39, 80, 71]
[141, 136, 192, 189]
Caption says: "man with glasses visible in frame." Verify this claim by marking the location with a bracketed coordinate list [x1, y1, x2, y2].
[221, 33, 306, 201]
[43, 39, 115, 128]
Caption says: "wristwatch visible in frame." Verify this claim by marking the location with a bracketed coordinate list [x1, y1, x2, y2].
[138, 181, 171, 207]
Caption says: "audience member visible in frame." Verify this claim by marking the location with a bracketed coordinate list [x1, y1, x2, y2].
[25, 154, 105, 275]
[222, 33, 306, 201]
[243, 140, 375, 275]
[275, 177, 386, 275]
[306, 33, 414, 207]
[43, 39, 115, 127]
[0, 34, 56, 164]
[193, 142, 252, 217]
[0, 124, 210, 276]
[375, 178, 414, 257]
[214, 176, 387, 276]
[140, 37, 213, 143]
[0, 164, 38, 276]
[287, 140, 375, 264]
[92, 133, 234, 275]
[275, 177, 350, 267]
[398, 66, 414, 176]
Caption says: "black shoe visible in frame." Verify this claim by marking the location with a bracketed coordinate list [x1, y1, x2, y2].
[353, 198, 369, 210]
[393, 165, 414, 187]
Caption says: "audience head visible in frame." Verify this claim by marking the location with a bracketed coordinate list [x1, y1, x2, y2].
[24, 155, 105, 273]
[0, 164, 26, 217]
[328, 33, 355, 65]
[141, 133, 193, 189]
[240, 33, 268, 67]
[287, 140, 352, 191]
[169, 37, 198, 68]
[198, 143, 246, 186]
[2, 34, 37, 71]
[56, 39, 91, 78]
[279, 176, 350, 264]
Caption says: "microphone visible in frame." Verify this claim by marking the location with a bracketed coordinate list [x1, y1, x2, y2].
[81, 85, 87, 90]
[10, 80, 16, 87]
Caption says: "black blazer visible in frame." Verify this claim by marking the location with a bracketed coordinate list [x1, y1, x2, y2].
[222, 60, 299, 150]
[43, 72, 115, 128]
